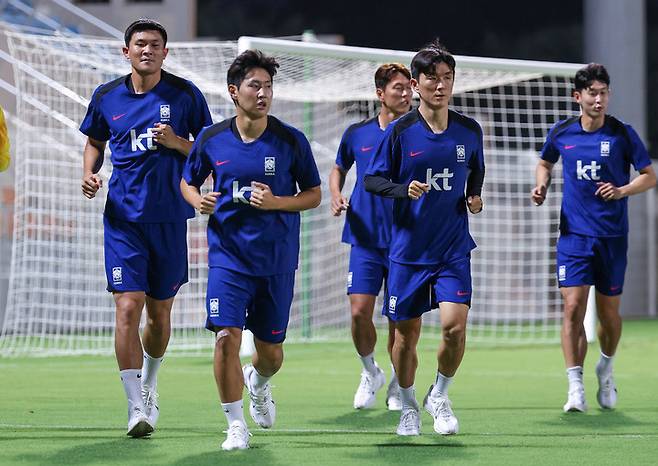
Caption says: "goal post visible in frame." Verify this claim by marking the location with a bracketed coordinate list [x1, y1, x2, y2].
[1, 31, 618, 356]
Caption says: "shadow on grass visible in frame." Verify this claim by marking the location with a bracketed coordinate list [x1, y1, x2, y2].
[541, 408, 651, 431]
[311, 408, 399, 430]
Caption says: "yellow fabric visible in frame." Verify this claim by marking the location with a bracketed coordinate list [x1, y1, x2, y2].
[0, 106, 10, 172]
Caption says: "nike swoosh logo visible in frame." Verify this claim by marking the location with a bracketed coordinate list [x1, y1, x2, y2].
[610, 285, 620, 291]
[112, 113, 127, 121]
[564, 145, 576, 150]
[361, 146, 373, 152]
[271, 329, 285, 335]
[456, 290, 470, 296]
[215, 160, 230, 166]
[410, 151, 424, 157]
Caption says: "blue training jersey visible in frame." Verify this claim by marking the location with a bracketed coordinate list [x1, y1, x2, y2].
[80, 71, 213, 223]
[336, 117, 391, 248]
[365, 109, 484, 266]
[182, 116, 322, 276]
[540, 115, 651, 237]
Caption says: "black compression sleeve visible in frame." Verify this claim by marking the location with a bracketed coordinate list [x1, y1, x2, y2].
[364, 175, 409, 199]
[466, 165, 485, 198]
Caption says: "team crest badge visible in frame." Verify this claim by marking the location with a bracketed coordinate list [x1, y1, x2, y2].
[456, 145, 466, 162]
[347, 272, 353, 288]
[112, 267, 122, 285]
[600, 141, 610, 157]
[558, 265, 566, 282]
[209, 298, 220, 316]
[389, 296, 397, 312]
[265, 157, 276, 175]
[160, 104, 170, 121]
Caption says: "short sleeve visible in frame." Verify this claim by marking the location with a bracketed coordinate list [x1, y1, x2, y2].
[79, 87, 111, 142]
[625, 125, 651, 171]
[183, 128, 213, 188]
[539, 126, 561, 164]
[188, 83, 213, 138]
[291, 132, 321, 191]
[335, 129, 355, 171]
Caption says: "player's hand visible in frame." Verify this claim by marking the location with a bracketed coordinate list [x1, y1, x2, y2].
[467, 195, 483, 214]
[151, 123, 179, 149]
[199, 191, 220, 214]
[595, 182, 624, 201]
[408, 180, 430, 200]
[250, 181, 279, 210]
[331, 194, 349, 216]
[81, 173, 102, 199]
[531, 185, 547, 206]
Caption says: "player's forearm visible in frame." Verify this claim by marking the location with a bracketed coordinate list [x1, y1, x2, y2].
[329, 166, 347, 197]
[174, 137, 193, 156]
[364, 175, 408, 198]
[535, 162, 553, 191]
[619, 166, 657, 198]
[83, 138, 105, 175]
[180, 178, 202, 210]
[466, 165, 485, 198]
[274, 186, 321, 212]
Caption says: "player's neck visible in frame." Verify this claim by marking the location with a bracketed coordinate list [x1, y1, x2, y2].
[130, 69, 162, 94]
[418, 104, 449, 134]
[377, 108, 404, 130]
[235, 114, 268, 143]
[580, 113, 605, 132]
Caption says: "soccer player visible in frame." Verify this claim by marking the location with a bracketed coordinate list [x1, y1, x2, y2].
[79, 19, 212, 437]
[365, 40, 484, 436]
[532, 63, 656, 413]
[329, 64, 412, 411]
[180, 49, 321, 451]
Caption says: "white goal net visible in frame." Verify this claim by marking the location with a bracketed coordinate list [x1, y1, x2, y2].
[0, 32, 590, 355]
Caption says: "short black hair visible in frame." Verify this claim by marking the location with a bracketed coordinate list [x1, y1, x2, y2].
[124, 19, 167, 47]
[410, 39, 455, 80]
[227, 49, 279, 89]
[374, 63, 411, 90]
[574, 63, 610, 91]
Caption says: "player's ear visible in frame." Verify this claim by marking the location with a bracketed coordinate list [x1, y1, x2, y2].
[122, 46, 130, 60]
[376, 87, 384, 103]
[410, 78, 419, 93]
[228, 84, 238, 102]
[162, 46, 168, 59]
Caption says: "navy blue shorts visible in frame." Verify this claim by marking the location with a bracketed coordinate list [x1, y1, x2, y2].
[385, 255, 472, 321]
[103, 215, 188, 300]
[557, 232, 627, 296]
[206, 266, 295, 344]
[347, 245, 388, 295]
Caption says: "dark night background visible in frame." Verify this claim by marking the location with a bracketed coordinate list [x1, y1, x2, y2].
[197, 0, 658, 158]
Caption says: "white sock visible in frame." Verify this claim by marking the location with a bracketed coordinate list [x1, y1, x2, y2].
[399, 385, 419, 411]
[596, 352, 614, 374]
[431, 372, 453, 397]
[390, 364, 398, 386]
[566, 366, 584, 389]
[120, 369, 145, 413]
[141, 352, 163, 391]
[250, 366, 271, 391]
[221, 400, 246, 426]
[359, 351, 378, 376]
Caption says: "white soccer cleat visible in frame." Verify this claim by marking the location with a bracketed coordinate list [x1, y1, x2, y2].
[221, 420, 250, 451]
[396, 408, 421, 436]
[142, 388, 160, 428]
[423, 386, 459, 435]
[353, 365, 386, 409]
[385, 379, 402, 411]
[596, 368, 617, 410]
[126, 406, 154, 438]
[563, 385, 588, 413]
[243, 364, 276, 428]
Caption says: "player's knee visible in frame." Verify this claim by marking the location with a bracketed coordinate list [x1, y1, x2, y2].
[214, 329, 240, 357]
[351, 307, 373, 324]
[115, 302, 141, 331]
[442, 323, 466, 346]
